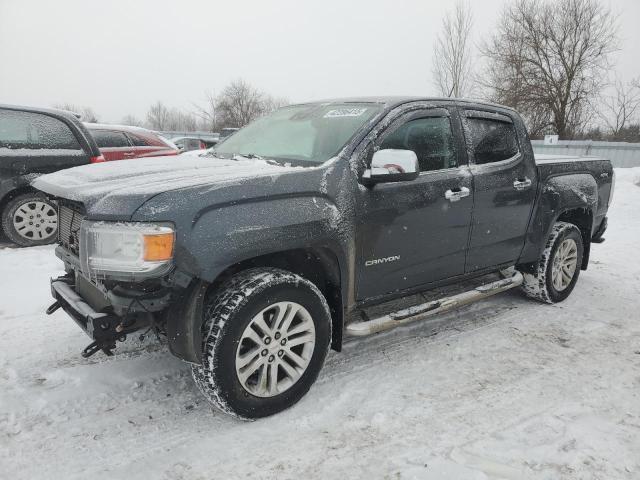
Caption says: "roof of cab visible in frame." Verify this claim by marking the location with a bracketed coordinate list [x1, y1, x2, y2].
[294, 96, 517, 113]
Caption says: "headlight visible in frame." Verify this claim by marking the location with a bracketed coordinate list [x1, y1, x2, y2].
[80, 221, 175, 279]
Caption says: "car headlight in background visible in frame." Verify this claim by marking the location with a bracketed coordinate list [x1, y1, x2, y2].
[80, 222, 175, 279]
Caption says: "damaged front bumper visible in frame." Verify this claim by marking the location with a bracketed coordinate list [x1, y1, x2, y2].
[48, 273, 172, 357]
[48, 245, 202, 361]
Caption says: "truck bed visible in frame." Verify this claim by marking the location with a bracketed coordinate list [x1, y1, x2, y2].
[534, 153, 608, 164]
[534, 153, 612, 181]
[526, 152, 613, 262]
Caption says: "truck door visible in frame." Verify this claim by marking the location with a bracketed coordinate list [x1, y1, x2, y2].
[462, 109, 537, 272]
[355, 106, 473, 300]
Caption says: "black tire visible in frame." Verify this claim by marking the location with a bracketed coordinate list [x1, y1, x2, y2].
[521, 221, 584, 304]
[1, 192, 58, 247]
[192, 267, 332, 419]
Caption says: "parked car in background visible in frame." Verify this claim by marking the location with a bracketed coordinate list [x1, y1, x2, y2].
[172, 136, 218, 152]
[86, 124, 179, 161]
[0, 104, 103, 247]
[219, 127, 239, 138]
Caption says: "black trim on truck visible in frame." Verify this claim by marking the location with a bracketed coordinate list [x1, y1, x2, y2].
[592, 216, 607, 243]
[49, 276, 123, 356]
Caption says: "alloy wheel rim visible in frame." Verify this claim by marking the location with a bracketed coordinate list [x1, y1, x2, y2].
[551, 238, 578, 292]
[12, 201, 58, 241]
[235, 301, 316, 398]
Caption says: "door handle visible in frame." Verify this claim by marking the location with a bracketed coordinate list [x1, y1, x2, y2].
[123, 152, 135, 156]
[513, 178, 532, 190]
[445, 187, 470, 202]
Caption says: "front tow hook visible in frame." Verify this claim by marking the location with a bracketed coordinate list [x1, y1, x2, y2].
[82, 340, 116, 358]
[46, 301, 60, 315]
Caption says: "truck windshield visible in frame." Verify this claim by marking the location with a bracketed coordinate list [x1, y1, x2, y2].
[211, 103, 382, 165]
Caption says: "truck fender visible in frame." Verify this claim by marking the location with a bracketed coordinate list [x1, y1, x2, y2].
[519, 173, 598, 267]
[166, 242, 349, 364]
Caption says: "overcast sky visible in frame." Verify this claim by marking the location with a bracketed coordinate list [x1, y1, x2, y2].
[1, 0, 638, 123]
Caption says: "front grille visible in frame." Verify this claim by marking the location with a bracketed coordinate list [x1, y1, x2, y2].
[58, 204, 85, 256]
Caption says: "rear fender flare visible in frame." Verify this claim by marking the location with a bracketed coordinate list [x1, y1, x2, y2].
[519, 173, 597, 268]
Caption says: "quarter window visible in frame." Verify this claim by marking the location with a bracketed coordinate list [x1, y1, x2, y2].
[91, 130, 131, 148]
[127, 133, 149, 146]
[379, 117, 457, 172]
[0, 109, 81, 150]
[465, 117, 519, 164]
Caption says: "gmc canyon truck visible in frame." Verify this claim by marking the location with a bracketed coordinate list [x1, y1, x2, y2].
[33, 98, 614, 419]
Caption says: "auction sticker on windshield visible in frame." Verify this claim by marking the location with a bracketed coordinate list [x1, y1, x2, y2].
[324, 108, 368, 118]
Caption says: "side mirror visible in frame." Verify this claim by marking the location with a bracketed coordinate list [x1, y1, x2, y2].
[362, 149, 420, 185]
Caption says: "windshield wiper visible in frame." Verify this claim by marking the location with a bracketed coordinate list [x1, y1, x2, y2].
[201, 150, 226, 159]
[232, 153, 281, 166]
[233, 153, 264, 161]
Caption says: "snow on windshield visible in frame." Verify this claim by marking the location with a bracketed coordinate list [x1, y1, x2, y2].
[212, 103, 382, 165]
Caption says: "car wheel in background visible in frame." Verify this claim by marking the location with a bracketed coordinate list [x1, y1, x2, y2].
[1, 193, 58, 247]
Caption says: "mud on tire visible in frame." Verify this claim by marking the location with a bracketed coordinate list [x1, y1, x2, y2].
[192, 267, 332, 419]
[521, 221, 584, 304]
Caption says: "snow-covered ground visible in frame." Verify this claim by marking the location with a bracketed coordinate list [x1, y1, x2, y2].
[1, 169, 639, 480]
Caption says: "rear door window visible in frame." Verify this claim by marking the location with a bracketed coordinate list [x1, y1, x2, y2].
[464, 115, 520, 165]
[0, 109, 81, 150]
[91, 130, 131, 148]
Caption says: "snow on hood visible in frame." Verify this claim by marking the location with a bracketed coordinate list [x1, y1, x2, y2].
[181, 148, 211, 157]
[32, 154, 301, 203]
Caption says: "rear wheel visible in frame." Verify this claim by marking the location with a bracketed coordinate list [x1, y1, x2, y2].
[192, 268, 332, 419]
[1, 193, 58, 247]
[521, 221, 584, 303]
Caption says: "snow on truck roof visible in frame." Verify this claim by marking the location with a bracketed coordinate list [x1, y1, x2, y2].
[296, 96, 517, 112]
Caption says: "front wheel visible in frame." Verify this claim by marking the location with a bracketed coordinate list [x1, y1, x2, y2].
[1, 193, 58, 247]
[521, 221, 584, 303]
[192, 268, 332, 419]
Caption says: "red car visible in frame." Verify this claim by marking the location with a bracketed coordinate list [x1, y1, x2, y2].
[86, 124, 179, 161]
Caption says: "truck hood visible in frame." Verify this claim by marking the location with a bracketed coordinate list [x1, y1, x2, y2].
[32, 154, 304, 218]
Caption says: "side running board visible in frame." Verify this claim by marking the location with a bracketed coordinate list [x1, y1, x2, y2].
[345, 271, 524, 337]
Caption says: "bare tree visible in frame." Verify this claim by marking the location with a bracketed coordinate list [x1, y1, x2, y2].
[432, 1, 475, 98]
[481, 0, 618, 138]
[146, 101, 170, 130]
[121, 114, 143, 127]
[165, 108, 199, 131]
[53, 103, 99, 123]
[262, 95, 289, 112]
[598, 77, 640, 137]
[192, 91, 218, 132]
[215, 79, 286, 128]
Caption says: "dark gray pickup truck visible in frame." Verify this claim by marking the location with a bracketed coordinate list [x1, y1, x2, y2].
[33, 97, 614, 419]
